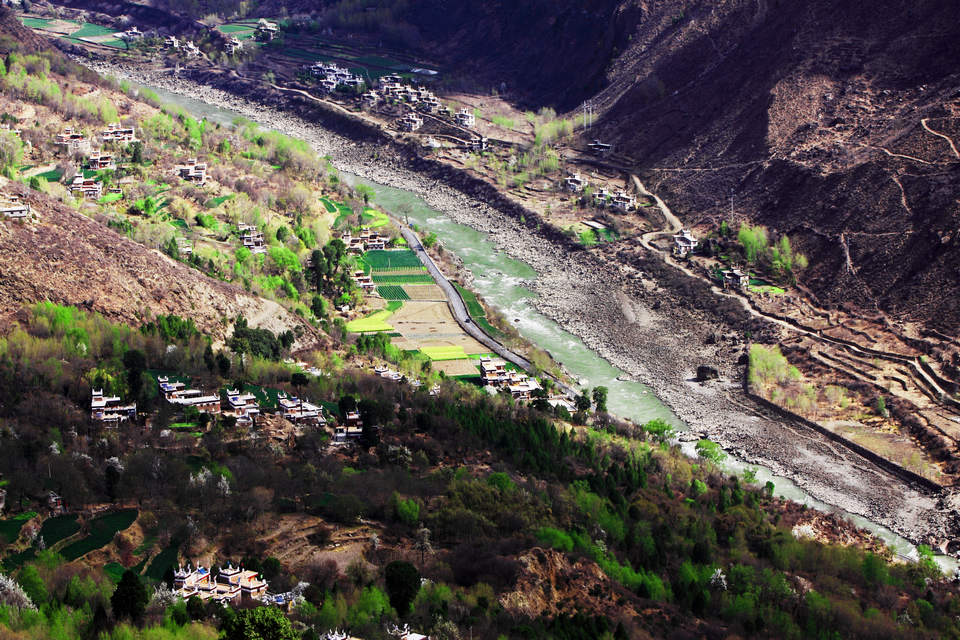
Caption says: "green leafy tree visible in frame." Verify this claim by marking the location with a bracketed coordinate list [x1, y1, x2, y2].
[111, 569, 148, 622]
[384, 561, 420, 616]
[122, 348, 147, 400]
[591, 386, 608, 413]
[221, 606, 297, 640]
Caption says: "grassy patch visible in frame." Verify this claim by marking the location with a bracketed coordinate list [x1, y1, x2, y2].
[372, 274, 435, 284]
[421, 346, 470, 361]
[364, 249, 423, 271]
[749, 284, 786, 295]
[168, 422, 199, 431]
[385, 300, 403, 312]
[104, 562, 126, 583]
[60, 509, 137, 561]
[579, 230, 598, 246]
[453, 284, 485, 318]
[361, 207, 390, 228]
[345, 309, 395, 333]
[169, 219, 188, 229]
[205, 194, 235, 208]
[98, 192, 123, 204]
[376, 285, 409, 300]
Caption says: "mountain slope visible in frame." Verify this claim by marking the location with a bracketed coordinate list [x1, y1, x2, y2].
[588, 0, 960, 330]
[0, 180, 319, 347]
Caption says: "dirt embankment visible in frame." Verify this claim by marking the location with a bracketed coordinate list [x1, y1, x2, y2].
[78, 61, 959, 549]
[0, 181, 321, 348]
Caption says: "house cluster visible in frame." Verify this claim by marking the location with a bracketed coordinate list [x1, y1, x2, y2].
[0, 192, 32, 220]
[397, 112, 423, 132]
[119, 26, 143, 43]
[479, 357, 541, 400]
[341, 227, 387, 254]
[373, 363, 402, 382]
[352, 269, 375, 292]
[184, 40, 202, 57]
[375, 77, 444, 113]
[277, 392, 326, 426]
[454, 108, 475, 128]
[164, 35, 179, 49]
[223, 389, 260, 426]
[69, 175, 103, 199]
[333, 409, 364, 443]
[86, 149, 115, 171]
[225, 36, 243, 55]
[587, 139, 613, 154]
[309, 62, 365, 93]
[672, 229, 698, 258]
[239, 223, 267, 254]
[174, 158, 207, 185]
[100, 123, 137, 144]
[722, 268, 750, 291]
[173, 563, 268, 606]
[255, 19, 279, 41]
[590, 187, 636, 212]
[176, 236, 193, 256]
[55, 127, 90, 154]
[90, 389, 137, 424]
[158, 376, 222, 415]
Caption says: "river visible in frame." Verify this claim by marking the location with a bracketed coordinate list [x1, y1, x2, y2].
[127, 76, 956, 571]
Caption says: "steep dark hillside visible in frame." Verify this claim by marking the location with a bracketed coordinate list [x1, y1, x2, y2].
[587, 0, 960, 330]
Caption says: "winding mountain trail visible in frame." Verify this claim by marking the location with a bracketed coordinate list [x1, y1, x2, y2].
[921, 118, 960, 160]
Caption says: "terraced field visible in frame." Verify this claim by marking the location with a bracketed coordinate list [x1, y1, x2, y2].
[60, 509, 137, 561]
[364, 249, 424, 271]
[376, 285, 410, 300]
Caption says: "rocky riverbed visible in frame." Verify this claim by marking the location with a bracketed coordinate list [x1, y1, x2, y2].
[82, 60, 956, 549]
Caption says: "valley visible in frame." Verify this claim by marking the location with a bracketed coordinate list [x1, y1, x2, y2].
[1, 3, 960, 639]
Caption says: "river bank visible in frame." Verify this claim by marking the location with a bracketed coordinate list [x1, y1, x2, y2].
[83, 60, 955, 548]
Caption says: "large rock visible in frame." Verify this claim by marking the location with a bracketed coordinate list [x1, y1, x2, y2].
[696, 365, 720, 382]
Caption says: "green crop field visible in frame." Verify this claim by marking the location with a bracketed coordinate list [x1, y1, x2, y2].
[421, 346, 470, 361]
[39, 514, 80, 547]
[34, 168, 63, 183]
[372, 274, 434, 284]
[100, 39, 127, 49]
[20, 17, 54, 29]
[345, 309, 395, 333]
[104, 562, 126, 583]
[454, 284, 485, 318]
[217, 23, 256, 33]
[71, 22, 117, 38]
[60, 509, 137, 561]
[364, 249, 423, 271]
[361, 208, 390, 228]
[0, 512, 37, 543]
[145, 543, 179, 581]
[206, 194, 235, 208]
[320, 197, 338, 213]
[376, 285, 409, 300]
[98, 192, 123, 204]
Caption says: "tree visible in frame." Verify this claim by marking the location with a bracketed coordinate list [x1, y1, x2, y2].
[221, 605, 297, 640]
[575, 392, 592, 413]
[111, 569, 148, 622]
[591, 386, 608, 413]
[414, 527, 434, 567]
[129, 141, 144, 164]
[644, 418, 674, 444]
[384, 561, 420, 616]
[216, 351, 231, 377]
[122, 349, 147, 400]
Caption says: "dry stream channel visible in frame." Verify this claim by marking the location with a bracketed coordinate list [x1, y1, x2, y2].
[132, 79, 956, 572]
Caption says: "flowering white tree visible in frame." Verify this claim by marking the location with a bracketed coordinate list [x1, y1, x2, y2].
[0, 573, 36, 610]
